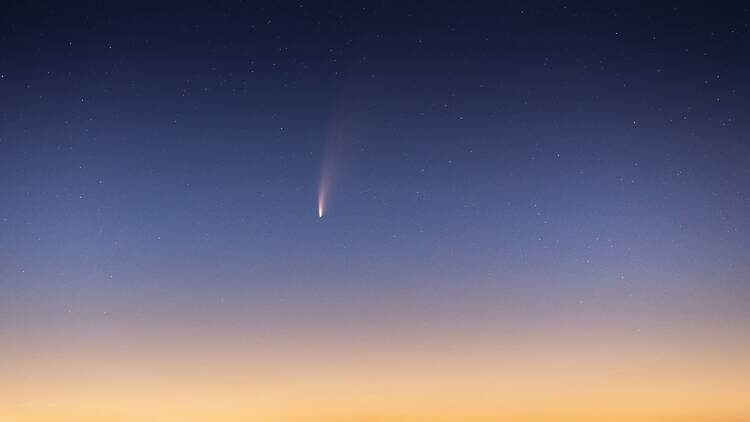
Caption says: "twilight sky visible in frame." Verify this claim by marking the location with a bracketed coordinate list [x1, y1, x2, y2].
[1, 2, 749, 421]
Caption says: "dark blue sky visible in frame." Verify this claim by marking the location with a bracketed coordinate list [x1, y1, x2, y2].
[2, 2, 749, 312]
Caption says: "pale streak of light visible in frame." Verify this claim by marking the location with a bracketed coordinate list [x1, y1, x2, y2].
[318, 174, 329, 218]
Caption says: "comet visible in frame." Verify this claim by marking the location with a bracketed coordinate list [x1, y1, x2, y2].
[317, 92, 361, 218]
[317, 122, 352, 219]
[318, 125, 353, 219]
[317, 187, 325, 218]
[317, 154, 333, 218]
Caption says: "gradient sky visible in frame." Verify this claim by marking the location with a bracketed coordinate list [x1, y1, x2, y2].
[1, 2, 749, 421]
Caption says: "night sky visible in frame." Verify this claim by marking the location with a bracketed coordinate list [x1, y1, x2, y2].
[1, 2, 749, 421]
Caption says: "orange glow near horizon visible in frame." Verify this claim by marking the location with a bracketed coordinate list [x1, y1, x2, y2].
[2, 304, 749, 422]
